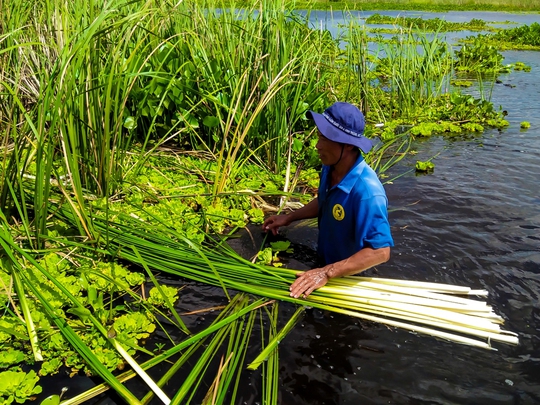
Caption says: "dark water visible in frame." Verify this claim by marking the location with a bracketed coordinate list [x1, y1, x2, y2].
[37, 11, 540, 405]
[272, 15, 540, 405]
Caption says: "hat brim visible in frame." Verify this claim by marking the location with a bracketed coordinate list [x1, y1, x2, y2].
[307, 110, 373, 153]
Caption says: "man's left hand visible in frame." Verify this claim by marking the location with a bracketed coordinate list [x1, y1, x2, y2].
[289, 267, 331, 298]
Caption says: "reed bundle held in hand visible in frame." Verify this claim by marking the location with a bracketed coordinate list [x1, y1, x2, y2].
[63, 208, 518, 351]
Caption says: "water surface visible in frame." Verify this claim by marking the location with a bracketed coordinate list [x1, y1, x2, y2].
[273, 11, 540, 405]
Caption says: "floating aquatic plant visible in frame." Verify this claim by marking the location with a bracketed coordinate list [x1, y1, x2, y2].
[0, 370, 42, 404]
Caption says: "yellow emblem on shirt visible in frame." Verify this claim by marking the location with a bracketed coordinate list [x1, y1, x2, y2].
[332, 204, 345, 221]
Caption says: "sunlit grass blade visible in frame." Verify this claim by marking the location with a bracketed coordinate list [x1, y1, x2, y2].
[248, 305, 304, 370]
[210, 297, 259, 405]
[110, 338, 171, 404]
[8, 265, 43, 361]
[199, 304, 258, 405]
[262, 303, 280, 405]
[140, 294, 265, 405]
[170, 295, 258, 404]
[141, 334, 203, 405]
[141, 296, 249, 404]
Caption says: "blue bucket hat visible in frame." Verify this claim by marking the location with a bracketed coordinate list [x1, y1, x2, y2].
[306, 102, 372, 153]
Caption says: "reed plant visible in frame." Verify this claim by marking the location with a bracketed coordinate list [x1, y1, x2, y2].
[341, 19, 374, 115]
[374, 32, 453, 121]
[149, 0, 338, 194]
[0, 0, 339, 207]
[54, 204, 518, 349]
[1, 0, 461, 224]
[0, 0, 166, 245]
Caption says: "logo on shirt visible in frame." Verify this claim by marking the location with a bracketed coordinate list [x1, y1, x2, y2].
[332, 204, 345, 221]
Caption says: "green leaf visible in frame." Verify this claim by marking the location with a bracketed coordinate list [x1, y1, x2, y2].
[66, 307, 92, 321]
[292, 138, 303, 153]
[248, 306, 304, 370]
[177, 109, 199, 129]
[114, 313, 156, 341]
[270, 241, 291, 253]
[40, 358, 63, 376]
[123, 116, 137, 131]
[202, 116, 220, 128]
[40, 395, 60, 405]
[147, 285, 179, 307]
[0, 349, 25, 368]
[415, 160, 435, 172]
[0, 370, 42, 403]
[256, 248, 273, 265]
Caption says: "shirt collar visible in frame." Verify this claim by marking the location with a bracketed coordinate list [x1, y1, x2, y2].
[335, 155, 366, 194]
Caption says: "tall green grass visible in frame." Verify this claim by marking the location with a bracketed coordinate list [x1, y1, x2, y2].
[380, 33, 452, 120]
[1, 0, 161, 244]
[145, 0, 338, 194]
[1, 0, 460, 219]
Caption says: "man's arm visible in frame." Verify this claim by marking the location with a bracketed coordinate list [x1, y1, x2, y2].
[262, 197, 319, 235]
[289, 246, 391, 298]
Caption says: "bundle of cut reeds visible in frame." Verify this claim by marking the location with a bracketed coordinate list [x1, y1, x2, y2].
[60, 208, 519, 350]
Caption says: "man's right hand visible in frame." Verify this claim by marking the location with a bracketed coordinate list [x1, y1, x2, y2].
[262, 214, 290, 236]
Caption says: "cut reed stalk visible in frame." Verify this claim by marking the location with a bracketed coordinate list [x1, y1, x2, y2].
[10, 267, 43, 361]
[57, 207, 519, 350]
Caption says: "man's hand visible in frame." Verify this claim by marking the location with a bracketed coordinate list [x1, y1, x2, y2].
[262, 198, 319, 236]
[262, 214, 290, 236]
[289, 266, 332, 298]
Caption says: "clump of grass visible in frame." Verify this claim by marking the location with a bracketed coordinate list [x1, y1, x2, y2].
[451, 80, 474, 87]
[365, 13, 495, 32]
[460, 23, 540, 51]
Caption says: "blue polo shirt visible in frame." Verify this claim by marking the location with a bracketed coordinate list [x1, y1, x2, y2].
[317, 156, 393, 264]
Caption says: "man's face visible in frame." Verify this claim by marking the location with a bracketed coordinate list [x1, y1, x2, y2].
[316, 132, 343, 166]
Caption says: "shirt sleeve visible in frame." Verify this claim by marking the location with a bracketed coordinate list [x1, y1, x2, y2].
[360, 195, 394, 249]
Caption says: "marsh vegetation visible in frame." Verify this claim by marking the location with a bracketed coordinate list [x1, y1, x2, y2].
[0, 0, 537, 403]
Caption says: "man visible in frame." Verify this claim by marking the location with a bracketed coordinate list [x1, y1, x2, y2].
[262, 101, 393, 299]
